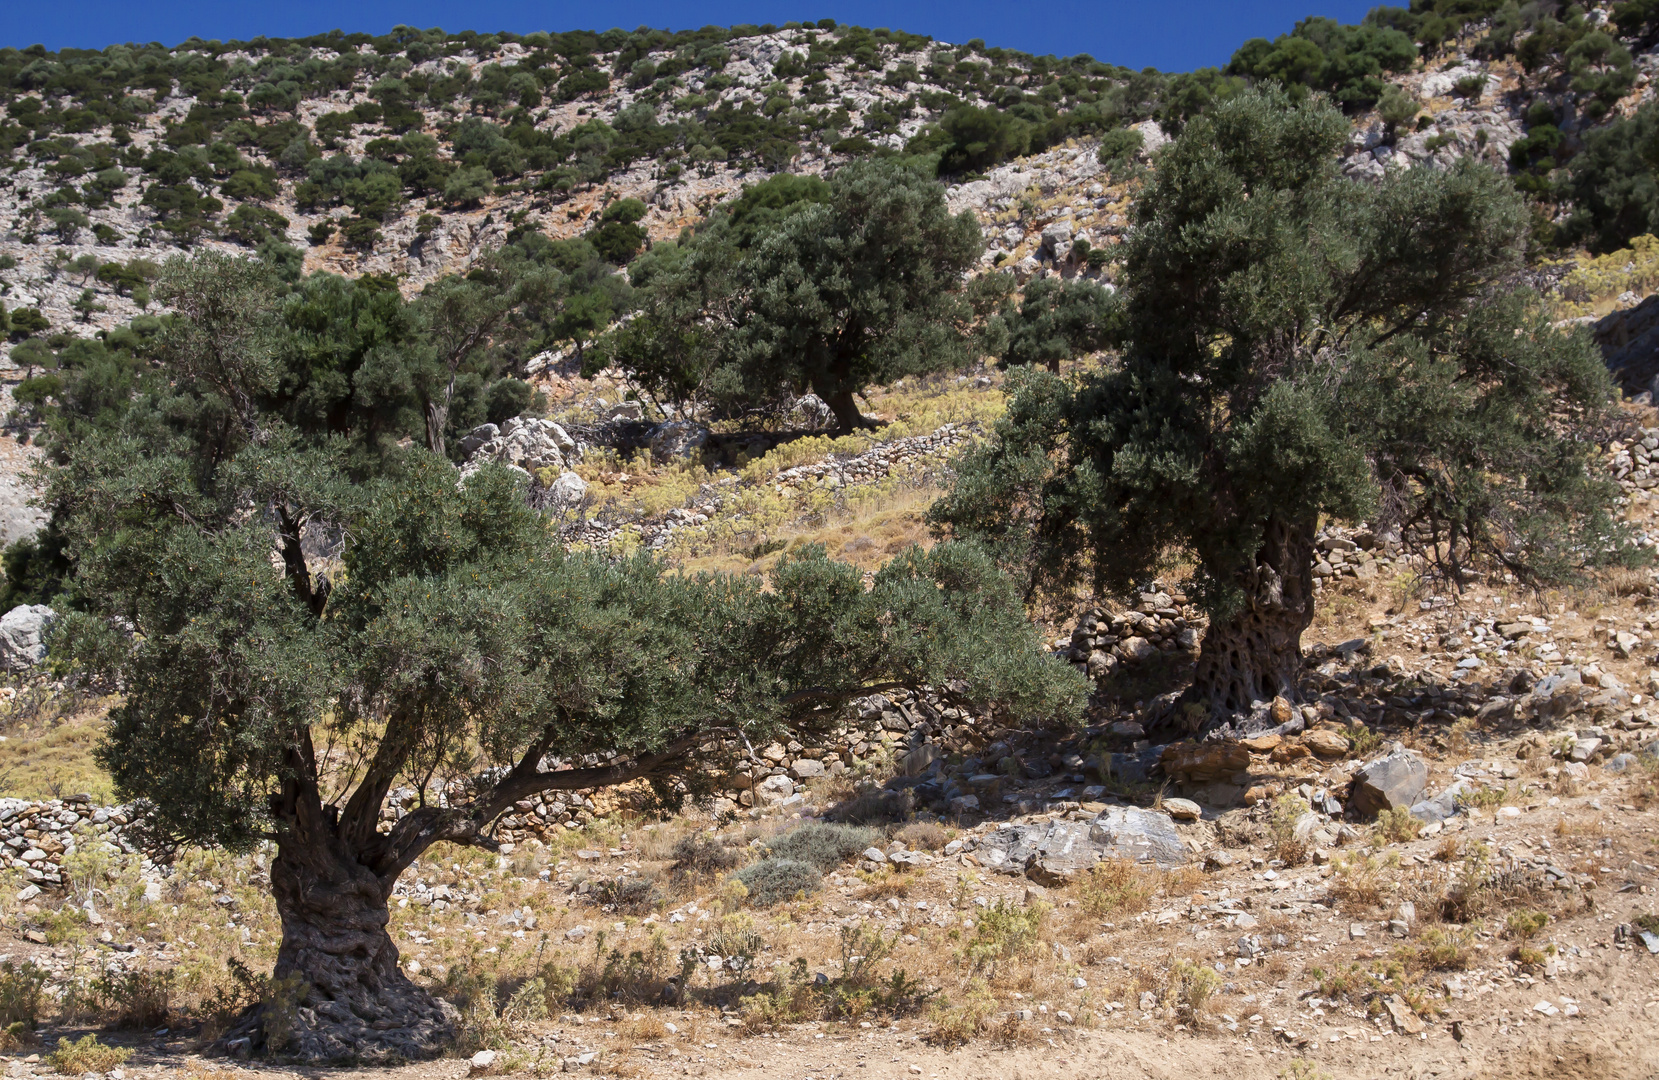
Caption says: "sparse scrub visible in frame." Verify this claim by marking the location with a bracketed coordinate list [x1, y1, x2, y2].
[1075, 858, 1156, 916]
[964, 898, 1046, 975]
[1328, 853, 1384, 912]
[764, 823, 878, 871]
[925, 979, 998, 1045]
[895, 820, 950, 851]
[46, 1034, 131, 1075]
[1270, 794, 1312, 865]
[0, 961, 47, 1029]
[1373, 806, 1420, 844]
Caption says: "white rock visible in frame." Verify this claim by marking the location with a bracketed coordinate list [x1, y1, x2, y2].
[0, 605, 55, 670]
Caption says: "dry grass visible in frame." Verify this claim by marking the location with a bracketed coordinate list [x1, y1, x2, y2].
[0, 698, 117, 802]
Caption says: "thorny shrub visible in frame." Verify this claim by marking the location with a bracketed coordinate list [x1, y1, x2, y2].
[740, 924, 933, 1030]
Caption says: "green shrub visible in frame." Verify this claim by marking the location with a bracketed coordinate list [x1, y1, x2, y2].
[0, 961, 48, 1028]
[765, 823, 878, 871]
[47, 1034, 131, 1075]
[1373, 806, 1419, 843]
[734, 857, 821, 905]
[964, 898, 1046, 974]
[1097, 126, 1144, 170]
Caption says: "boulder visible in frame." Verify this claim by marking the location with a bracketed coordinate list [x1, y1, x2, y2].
[977, 820, 1099, 883]
[754, 774, 796, 804]
[1162, 797, 1202, 822]
[1592, 293, 1659, 396]
[1101, 745, 1164, 785]
[648, 421, 710, 459]
[899, 743, 942, 777]
[1161, 740, 1250, 784]
[547, 471, 588, 504]
[1408, 780, 1473, 823]
[1350, 750, 1428, 818]
[1303, 729, 1351, 759]
[0, 605, 55, 670]
[789, 758, 827, 780]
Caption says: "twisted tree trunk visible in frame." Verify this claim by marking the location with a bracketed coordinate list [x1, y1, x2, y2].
[221, 838, 455, 1063]
[822, 387, 878, 432]
[1190, 516, 1318, 719]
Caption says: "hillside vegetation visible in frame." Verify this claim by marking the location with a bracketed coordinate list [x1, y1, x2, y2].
[0, 6, 1657, 1079]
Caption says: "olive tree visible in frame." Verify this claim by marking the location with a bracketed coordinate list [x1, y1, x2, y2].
[605, 161, 995, 431]
[931, 90, 1629, 727]
[43, 254, 1085, 1063]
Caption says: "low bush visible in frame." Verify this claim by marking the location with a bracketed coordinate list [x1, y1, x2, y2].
[1413, 925, 1476, 971]
[46, 1034, 131, 1075]
[596, 874, 662, 913]
[895, 820, 949, 851]
[765, 823, 878, 871]
[1076, 858, 1156, 916]
[735, 857, 821, 905]
[830, 788, 914, 825]
[670, 832, 745, 875]
[0, 961, 47, 1028]
[964, 898, 1046, 975]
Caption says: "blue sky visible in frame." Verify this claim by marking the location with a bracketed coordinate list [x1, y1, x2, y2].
[7, 1, 1376, 72]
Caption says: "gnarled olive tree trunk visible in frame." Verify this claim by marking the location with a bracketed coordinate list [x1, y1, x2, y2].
[1190, 516, 1318, 720]
[221, 837, 455, 1063]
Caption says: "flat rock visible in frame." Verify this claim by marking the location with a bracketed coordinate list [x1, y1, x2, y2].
[1162, 797, 1202, 822]
[1089, 807, 1188, 868]
[977, 807, 1187, 883]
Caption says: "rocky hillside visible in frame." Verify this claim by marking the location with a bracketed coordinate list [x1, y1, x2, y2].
[5, 4, 1659, 347]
